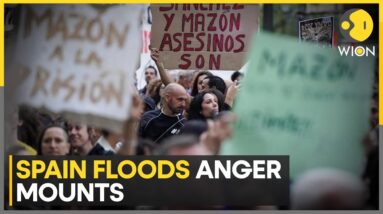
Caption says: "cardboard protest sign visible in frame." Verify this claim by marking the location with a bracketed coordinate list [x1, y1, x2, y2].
[150, 4, 259, 70]
[13, 5, 143, 132]
[299, 17, 334, 47]
[221, 32, 375, 179]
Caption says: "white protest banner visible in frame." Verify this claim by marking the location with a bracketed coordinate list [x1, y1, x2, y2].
[221, 32, 375, 179]
[299, 16, 334, 47]
[14, 5, 143, 132]
[150, 4, 259, 70]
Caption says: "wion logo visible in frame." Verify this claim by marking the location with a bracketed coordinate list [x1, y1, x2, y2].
[337, 9, 375, 57]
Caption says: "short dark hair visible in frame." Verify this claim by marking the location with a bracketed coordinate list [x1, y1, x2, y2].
[37, 123, 69, 155]
[146, 65, 158, 76]
[101, 129, 110, 138]
[205, 76, 226, 95]
[191, 71, 213, 96]
[18, 105, 43, 150]
[231, 71, 243, 82]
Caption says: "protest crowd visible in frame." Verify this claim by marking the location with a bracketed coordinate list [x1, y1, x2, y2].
[4, 4, 379, 210]
[7, 51, 379, 210]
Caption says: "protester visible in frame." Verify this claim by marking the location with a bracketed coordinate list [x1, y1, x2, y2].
[149, 46, 174, 86]
[191, 71, 213, 96]
[142, 95, 157, 112]
[224, 80, 240, 109]
[7, 4, 380, 211]
[188, 89, 225, 121]
[139, 83, 188, 144]
[145, 79, 164, 110]
[139, 65, 158, 96]
[17, 105, 42, 151]
[177, 70, 194, 94]
[37, 124, 70, 156]
[68, 123, 113, 156]
[5, 107, 36, 155]
[95, 129, 123, 154]
[200, 75, 227, 95]
[231, 71, 243, 82]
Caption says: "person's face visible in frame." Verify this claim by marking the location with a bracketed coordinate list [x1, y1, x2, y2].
[88, 128, 101, 145]
[178, 76, 188, 89]
[197, 75, 208, 93]
[41, 127, 70, 156]
[67, 123, 90, 148]
[200, 78, 210, 93]
[201, 93, 219, 118]
[145, 68, 156, 83]
[234, 76, 242, 82]
[167, 90, 188, 115]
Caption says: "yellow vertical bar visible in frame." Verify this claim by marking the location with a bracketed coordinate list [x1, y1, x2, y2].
[0, 4, 3, 86]
[379, 4, 382, 125]
[9, 155, 13, 207]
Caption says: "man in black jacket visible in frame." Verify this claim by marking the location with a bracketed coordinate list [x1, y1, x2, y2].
[139, 83, 188, 144]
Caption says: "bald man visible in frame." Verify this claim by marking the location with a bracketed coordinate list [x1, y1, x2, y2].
[139, 83, 188, 144]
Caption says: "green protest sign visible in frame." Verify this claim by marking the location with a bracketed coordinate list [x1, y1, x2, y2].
[220, 32, 375, 179]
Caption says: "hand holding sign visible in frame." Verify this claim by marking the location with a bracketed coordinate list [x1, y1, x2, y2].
[149, 45, 173, 86]
[225, 80, 241, 108]
[149, 45, 161, 64]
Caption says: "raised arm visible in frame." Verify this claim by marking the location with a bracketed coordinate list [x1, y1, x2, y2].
[224, 80, 240, 108]
[149, 45, 173, 86]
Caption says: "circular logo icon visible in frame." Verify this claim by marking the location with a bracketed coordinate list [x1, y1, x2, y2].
[339, 9, 373, 42]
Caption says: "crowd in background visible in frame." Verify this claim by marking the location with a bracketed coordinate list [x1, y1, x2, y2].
[6, 46, 379, 210]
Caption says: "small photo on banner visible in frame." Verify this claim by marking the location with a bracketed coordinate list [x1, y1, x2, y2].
[299, 16, 334, 47]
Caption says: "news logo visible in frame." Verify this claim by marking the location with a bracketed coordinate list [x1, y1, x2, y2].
[338, 9, 375, 57]
[339, 9, 373, 42]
